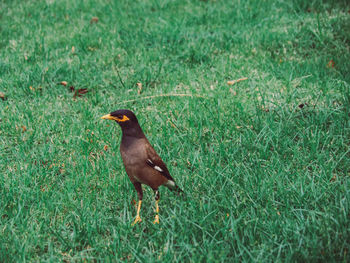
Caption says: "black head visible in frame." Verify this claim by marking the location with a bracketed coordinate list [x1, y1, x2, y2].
[101, 109, 137, 123]
[101, 109, 144, 137]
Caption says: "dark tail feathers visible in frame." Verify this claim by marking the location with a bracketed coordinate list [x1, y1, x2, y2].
[166, 180, 184, 196]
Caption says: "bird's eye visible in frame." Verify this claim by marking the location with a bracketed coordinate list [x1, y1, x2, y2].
[117, 115, 124, 119]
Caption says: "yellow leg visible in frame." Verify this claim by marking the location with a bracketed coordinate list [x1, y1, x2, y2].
[153, 200, 159, 224]
[132, 200, 142, 225]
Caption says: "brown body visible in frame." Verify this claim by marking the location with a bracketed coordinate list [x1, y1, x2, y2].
[101, 109, 182, 224]
[120, 137, 168, 189]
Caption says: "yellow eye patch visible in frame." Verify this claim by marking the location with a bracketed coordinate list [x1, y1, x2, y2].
[117, 115, 130, 122]
[101, 114, 130, 122]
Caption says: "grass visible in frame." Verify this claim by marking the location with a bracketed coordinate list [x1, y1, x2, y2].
[0, 0, 349, 261]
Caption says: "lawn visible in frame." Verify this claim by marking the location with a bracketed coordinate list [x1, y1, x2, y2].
[0, 0, 349, 261]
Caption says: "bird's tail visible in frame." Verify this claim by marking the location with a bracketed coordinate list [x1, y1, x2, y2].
[174, 184, 184, 195]
[172, 184, 185, 198]
[166, 180, 184, 196]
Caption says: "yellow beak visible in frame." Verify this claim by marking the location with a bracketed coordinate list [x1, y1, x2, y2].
[101, 114, 114, 120]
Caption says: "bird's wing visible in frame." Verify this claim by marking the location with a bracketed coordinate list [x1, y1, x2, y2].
[145, 143, 175, 182]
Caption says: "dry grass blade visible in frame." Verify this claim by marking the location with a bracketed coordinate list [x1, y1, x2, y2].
[137, 82, 143, 95]
[117, 93, 206, 104]
[227, 77, 248, 85]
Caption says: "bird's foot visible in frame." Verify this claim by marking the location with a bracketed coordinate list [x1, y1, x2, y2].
[153, 214, 159, 224]
[132, 215, 142, 226]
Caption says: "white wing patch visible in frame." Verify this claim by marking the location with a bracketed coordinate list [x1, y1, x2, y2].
[165, 180, 176, 189]
[147, 159, 164, 173]
[154, 165, 163, 172]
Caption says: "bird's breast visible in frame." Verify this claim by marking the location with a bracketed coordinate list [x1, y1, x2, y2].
[120, 139, 148, 182]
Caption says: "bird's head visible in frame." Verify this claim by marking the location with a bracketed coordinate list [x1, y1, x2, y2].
[101, 109, 143, 137]
[101, 109, 138, 124]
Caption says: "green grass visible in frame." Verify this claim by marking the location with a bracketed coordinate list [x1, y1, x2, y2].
[1, 0, 350, 261]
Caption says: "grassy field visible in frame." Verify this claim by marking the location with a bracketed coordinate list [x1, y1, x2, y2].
[1, 0, 350, 261]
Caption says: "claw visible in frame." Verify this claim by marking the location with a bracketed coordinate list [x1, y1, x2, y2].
[132, 200, 142, 226]
[153, 214, 159, 224]
[132, 215, 142, 226]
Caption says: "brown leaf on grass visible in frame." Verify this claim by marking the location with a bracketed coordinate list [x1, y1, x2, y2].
[78, 88, 88, 95]
[131, 199, 137, 206]
[90, 17, 99, 24]
[29, 86, 34, 91]
[298, 103, 308, 109]
[103, 145, 108, 151]
[330, 175, 337, 182]
[72, 46, 75, 53]
[34, 160, 48, 167]
[260, 106, 269, 112]
[0, 92, 5, 100]
[327, 59, 335, 68]
[227, 77, 248, 85]
[73, 88, 88, 98]
[21, 125, 27, 132]
[59, 81, 68, 86]
[69, 86, 75, 92]
[137, 82, 143, 94]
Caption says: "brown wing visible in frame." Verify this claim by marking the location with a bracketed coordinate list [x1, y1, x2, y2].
[145, 142, 175, 182]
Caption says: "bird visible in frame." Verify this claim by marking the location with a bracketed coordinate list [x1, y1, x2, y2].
[101, 109, 183, 225]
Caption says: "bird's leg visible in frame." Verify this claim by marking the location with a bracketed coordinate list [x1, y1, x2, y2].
[153, 200, 159, 224]
[132, 182, 143, 225]
[132, 200, 142, 225]
[153, 189, 160, 224]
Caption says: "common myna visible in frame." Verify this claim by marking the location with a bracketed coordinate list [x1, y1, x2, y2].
[101, 109, 182, 225]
